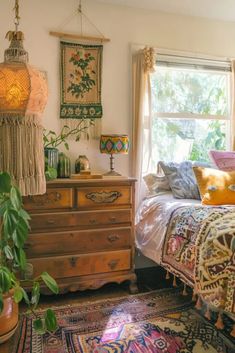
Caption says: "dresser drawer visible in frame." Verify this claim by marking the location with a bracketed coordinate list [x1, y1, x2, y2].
[24, 188, 73, 211]
[76, 186, 131, 208]
[28, 250, 131, 278]
[29, 209, 132, 231]
[25, 227, 131, 257]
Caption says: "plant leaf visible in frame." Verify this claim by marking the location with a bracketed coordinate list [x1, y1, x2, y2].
[3, 209, 19, 236]
[33, 318, 46, 334]
[31, 282, 40, 307]
[0, 292, 3, 313]
[14, 286, 23, 303]
[0, 268, 11, 292]
[41, 272, 59, 294]
[13, 247, 26, 270]
[44, 309, 57, 332]
[20, 287, 30, 305]
[0, 172, 11, 193]
[3, 245, 13, 260]
[10, 186, 22, 210]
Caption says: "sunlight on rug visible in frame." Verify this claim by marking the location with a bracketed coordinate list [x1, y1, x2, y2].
[13, 287, 235, 353]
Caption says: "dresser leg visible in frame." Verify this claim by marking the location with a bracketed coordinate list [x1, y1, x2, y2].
[129, 279, 139, 294]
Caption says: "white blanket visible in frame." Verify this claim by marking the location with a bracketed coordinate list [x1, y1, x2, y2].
[135, 193, 200, 264]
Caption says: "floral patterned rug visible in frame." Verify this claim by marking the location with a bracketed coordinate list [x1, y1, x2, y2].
[13, 287, 235, 353]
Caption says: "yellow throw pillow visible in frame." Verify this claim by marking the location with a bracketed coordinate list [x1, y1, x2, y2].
[193, 167, 235, 205]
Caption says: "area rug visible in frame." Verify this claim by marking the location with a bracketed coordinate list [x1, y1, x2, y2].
[13, 287, 235, 353]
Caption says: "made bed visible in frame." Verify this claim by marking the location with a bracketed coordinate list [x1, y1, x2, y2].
[135, 192, 235, 335]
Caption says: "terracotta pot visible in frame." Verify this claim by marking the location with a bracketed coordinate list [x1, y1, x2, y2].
[0, 289, 19, 344]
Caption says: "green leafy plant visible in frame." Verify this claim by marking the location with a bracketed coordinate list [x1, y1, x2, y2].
[43, 120, 95, 150]
[0, 172, 59, 334]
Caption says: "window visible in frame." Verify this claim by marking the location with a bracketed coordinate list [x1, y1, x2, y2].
[147, 55, 231, 171]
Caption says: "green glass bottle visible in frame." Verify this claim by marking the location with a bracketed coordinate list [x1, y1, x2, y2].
[57, 152, 71, 178]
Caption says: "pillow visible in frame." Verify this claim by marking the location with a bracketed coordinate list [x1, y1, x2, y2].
[158, 160, 201, 199]
[193, 166, 235, 205]
[143, 173, 171, 195]
[209, 150, 235, 171]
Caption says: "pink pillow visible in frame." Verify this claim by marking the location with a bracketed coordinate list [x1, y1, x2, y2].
[209, 150, 235, 171]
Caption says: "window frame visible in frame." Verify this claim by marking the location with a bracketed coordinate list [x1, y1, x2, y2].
[150, 64, 232, 152]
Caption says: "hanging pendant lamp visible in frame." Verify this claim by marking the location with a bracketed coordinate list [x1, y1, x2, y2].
[0, 0, 48, 196]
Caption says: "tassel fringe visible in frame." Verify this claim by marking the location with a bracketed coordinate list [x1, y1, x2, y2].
[173, 275, 177, 287]
[182, 283, 187, 296]
[0, 114, 46, 196]
[165, 270, 170, 280]
[231, 324, 235, 337]
[204, 306, 211, 320]
[192, 289, 197, 302]
[195, 296, 202, 310]
[215, 312, 224, 330]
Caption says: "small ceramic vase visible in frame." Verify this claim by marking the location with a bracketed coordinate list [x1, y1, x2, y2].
[57, 152, 71, 178]
[75, 155, 90, 173]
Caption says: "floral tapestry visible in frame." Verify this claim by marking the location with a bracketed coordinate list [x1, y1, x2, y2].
[60, 41, 103, 124]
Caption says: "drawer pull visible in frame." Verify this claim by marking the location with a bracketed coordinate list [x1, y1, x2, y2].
[47, 219, 55, 225]
[107, 234, 120, 243]
[69, 257, 78, 267]
[108, 259, 119, 270]
[86, 191, 122, 204]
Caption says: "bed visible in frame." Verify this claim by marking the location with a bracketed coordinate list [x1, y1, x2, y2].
[135, 192, 235, 334]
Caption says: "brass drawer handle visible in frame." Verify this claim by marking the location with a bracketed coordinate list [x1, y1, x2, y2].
[108, 259, 119, 270]
[86, 191, 122, 204]
[47, 219, 55, 224]
[107, 234, 120, 243]
[109, 217, 117, 223]
[69, 257, 78, 267]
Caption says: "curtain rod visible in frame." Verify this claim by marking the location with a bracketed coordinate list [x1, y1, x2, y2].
[130, 43, 232, 63]
[157, 52, 230, 64]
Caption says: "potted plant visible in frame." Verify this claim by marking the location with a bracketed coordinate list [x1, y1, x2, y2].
[0, 172, 59, 343]
[43, 120, 94, 180]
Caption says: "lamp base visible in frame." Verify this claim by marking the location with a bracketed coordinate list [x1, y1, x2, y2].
[103, 170, 121, 176]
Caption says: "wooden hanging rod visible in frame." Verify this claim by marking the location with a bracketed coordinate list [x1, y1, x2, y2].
[49, 31, 110, 43]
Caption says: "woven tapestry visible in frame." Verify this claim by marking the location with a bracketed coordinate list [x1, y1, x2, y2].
[60, 41, 103, 136]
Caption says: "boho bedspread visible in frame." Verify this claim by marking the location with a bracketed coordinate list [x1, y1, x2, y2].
[161, 204, 235, 315]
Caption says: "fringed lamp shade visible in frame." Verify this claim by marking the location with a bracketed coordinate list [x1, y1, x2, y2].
[100, 134, 129, 176]
[0, 31, 48, 196]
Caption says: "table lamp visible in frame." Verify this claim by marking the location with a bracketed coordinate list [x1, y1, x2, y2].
[100, 134, 129, 176]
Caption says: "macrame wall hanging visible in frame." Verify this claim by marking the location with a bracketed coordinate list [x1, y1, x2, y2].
[0, 0, 48, 196]
[50, 0, 110, 139]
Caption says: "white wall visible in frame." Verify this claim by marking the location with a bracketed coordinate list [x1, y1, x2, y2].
[1, 0, 235, 176]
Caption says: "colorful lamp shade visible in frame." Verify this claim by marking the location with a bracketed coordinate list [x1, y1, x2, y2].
[100, 134, 129, 175]
[0, 1, 48, 196]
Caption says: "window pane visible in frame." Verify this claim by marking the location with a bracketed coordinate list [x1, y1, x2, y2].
[151, 68, 229, 116]
[151, 118, 227, 165]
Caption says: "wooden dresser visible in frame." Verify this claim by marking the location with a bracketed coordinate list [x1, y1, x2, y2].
[23, 177, 137, 294]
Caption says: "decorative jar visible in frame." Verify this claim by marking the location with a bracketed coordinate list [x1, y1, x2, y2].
[75, 155, 90, 173]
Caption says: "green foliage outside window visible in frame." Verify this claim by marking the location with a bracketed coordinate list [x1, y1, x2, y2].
[150, 68, 229, 165]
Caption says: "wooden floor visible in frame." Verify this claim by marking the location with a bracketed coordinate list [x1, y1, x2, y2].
[0, 267, 169, 353]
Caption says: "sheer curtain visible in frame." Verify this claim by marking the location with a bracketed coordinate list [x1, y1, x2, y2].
[132, 47, 155, 206]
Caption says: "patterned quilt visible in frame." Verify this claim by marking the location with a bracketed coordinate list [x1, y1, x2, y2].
[161, 205, 235, 315]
